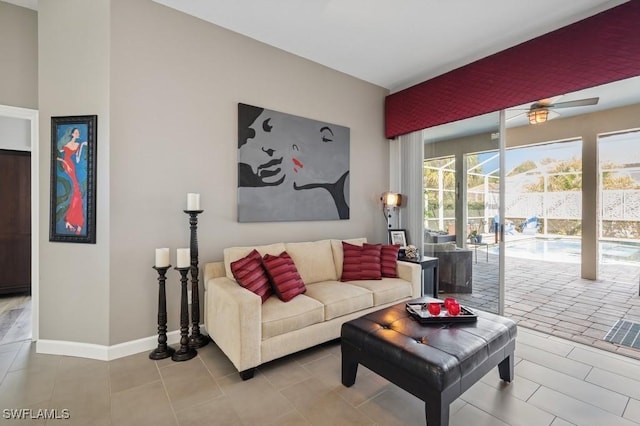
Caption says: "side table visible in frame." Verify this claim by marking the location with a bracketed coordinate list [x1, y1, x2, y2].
[467, 242, 489, 263]
[398, 255, 439, 297]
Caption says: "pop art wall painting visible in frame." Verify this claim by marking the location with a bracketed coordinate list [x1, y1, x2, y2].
[237, 103, 350, 222]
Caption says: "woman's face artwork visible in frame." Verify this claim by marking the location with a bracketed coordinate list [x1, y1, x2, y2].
[237, 103, 350, 222]
[239, 106, 349, 188]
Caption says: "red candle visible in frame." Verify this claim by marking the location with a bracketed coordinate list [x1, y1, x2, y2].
[427, 302, 441, 316]
[447, 302, 461, 316]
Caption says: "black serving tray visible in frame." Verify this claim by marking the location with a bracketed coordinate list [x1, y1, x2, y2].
[406, 302, 477, 324]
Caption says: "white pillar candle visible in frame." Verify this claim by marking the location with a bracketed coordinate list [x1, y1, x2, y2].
[155, 248, 170, 268]
[187, 193, 200, 210]
[177, 248, 190, 268]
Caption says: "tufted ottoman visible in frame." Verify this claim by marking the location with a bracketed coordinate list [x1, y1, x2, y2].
[341, 299, 516, 425]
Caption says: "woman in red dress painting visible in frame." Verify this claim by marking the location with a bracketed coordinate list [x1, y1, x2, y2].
[57, 128, 87, 235]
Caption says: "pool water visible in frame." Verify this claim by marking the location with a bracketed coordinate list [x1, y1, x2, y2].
[489, 238, 640, 264]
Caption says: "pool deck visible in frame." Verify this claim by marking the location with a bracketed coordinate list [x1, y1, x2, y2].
[443, 250, 640, 360]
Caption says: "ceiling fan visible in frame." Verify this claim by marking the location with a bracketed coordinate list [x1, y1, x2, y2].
[508, 96, 600, 124]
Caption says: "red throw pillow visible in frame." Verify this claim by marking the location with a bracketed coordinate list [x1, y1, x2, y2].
[340, 242, 382, 281]
[262, 252, 306, 302]
[230, 249, 272, 303]
[381, 244, 400, 278]
[361, 243, 382, 280]
[341, 242, 363, 281]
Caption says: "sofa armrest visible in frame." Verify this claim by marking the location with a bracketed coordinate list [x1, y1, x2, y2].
[204, 276, 262, 372]
[204, 261, 226, 289]
[396, 261, 422, 298]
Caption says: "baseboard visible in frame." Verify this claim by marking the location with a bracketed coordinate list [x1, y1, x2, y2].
[36, 326, 206, 361]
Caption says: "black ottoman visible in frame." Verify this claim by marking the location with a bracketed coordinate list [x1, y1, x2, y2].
[341, 299, 517, 426]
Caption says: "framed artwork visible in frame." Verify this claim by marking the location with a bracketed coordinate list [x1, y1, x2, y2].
[49, 115, 97, 243]
[389, 229, 407, 247]
[237, 103, 350, 222]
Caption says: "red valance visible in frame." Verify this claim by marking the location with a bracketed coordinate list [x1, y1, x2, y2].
[385, 1, 640, 139]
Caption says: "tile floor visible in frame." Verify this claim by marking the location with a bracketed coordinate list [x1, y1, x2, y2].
[0, 294, 31, 345]
[1, 327, 640, 425]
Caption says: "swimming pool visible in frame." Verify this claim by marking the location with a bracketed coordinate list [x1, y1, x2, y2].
[489, 238, 640, 264]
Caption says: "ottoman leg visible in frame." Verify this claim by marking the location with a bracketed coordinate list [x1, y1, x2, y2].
[341, 341, 359, 387]
[498, 352, 514, 382]
[425, 395, 449, 426]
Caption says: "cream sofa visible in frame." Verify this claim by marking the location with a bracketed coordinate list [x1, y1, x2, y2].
[203, 238, 422, 379]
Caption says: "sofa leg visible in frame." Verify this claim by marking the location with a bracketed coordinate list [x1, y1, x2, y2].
[239, 368, 255, 380]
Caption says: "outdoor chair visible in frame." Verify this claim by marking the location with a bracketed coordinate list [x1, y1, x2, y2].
[521, 216, 540, 235]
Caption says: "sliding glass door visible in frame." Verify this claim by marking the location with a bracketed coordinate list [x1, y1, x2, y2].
[423, 112, 504, 314]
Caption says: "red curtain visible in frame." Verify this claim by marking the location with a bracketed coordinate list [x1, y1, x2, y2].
[385, 1, 640, 139]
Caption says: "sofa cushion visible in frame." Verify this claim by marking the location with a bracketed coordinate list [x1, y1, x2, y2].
[285, 240, 338, 284]
[229, 249, 272, 303]
[304, 281, 373, 320]
[261, 295, 324, 340]
[347, 278, 412, 306]
[262, 252, 306, 302]
[331, 238, 367, 277]
[224, 242, 287, 280]
[381, 244, 400, 278]
[340, 242, 382, 281]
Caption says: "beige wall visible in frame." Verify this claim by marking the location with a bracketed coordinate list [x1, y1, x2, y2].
[34, 0, 389, 346]
[0, 1, 37, 109]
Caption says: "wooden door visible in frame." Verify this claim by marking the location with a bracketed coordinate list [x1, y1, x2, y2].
[0, 150, 31, 294]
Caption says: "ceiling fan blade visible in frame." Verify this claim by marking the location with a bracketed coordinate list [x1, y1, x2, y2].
[506, 111, 527, 121]
[547, 97, 599, 108]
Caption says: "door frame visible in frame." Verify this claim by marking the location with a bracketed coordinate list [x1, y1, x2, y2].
[0, 104, 39, 341]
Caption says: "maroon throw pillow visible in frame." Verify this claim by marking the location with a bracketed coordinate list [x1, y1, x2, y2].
[262, 252, 306, 302]
[341, 242, 383, 281]
[381, 244, 400, 278]
[230, 249, 272, 303]
[341, 241, 362, 281]
[361, 243, 382, 280]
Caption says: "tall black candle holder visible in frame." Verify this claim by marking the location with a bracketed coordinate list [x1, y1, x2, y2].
[172, 266, 197, 362]
[149, 265, 176, 360]
[184, 209, 210, 348]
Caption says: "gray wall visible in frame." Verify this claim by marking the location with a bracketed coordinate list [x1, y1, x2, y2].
[38, 0, 111, 345]
[0, 1, 37, 109]
[34, 0, 389, 346]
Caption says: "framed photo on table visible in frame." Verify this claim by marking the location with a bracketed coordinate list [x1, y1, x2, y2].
[388, 229, 407, 247]
[49, 115, 98, 244]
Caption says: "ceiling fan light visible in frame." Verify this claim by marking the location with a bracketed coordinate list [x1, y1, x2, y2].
[528, 108, 549, 124]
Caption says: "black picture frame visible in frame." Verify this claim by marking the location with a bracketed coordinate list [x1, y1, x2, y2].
[49, 115, 97, 244]
[388, 229, 408, 247]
